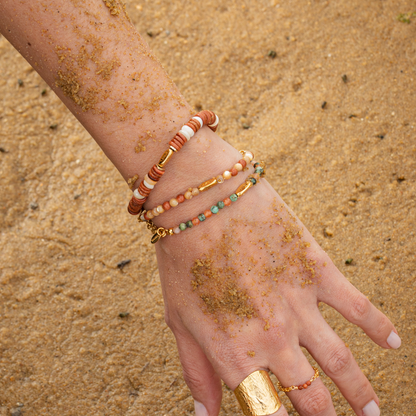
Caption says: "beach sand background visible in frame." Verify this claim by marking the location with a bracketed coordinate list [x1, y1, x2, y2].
[0, 0, 415, 414]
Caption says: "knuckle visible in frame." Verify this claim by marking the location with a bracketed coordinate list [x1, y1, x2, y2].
[215, 343, 253, 373]
[297, 386, 332, 416]
[352, 380, 373, 401]
[349, 293, 371, 322]
[263, 325, 292, 350]
[324, 344, 352, 377]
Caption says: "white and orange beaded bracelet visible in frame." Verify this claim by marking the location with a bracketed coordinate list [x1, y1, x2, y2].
[141, 150, 255, 221]
[128, 110, 219, 216]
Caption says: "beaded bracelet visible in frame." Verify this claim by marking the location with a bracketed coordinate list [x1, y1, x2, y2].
[142, 150, 255, 221]
[128, 110, 219, 216]
[140, 162, 266, 244]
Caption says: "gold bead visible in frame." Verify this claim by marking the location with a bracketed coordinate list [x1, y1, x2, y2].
[157, 148, 174, 169]
[198, 177, 217, 192]
[235, 181, 253, 197]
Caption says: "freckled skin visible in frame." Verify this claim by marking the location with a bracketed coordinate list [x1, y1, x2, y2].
[0, 0, 195, 190]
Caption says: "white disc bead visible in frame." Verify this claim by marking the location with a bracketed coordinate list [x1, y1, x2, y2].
[134, 189, 146, 199]
[143, 180, 155, 189]
[192, 116, 203, 128]
[182, 125, 195, 138]
[210, 114, 219, 127]
[179, 127, 192, 141]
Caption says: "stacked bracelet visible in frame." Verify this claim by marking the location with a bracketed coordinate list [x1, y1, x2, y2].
[128, 110, 219, 216]
[141, 162, 266, 244]
[142, 150, 255, 221]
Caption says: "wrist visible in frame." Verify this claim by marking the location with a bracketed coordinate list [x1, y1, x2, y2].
[144, 127, 253, 229]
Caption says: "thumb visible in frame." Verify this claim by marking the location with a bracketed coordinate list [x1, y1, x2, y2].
[174, 328, 222, 416]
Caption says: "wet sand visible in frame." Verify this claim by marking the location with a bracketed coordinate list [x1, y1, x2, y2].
[0, 0, 415, 414]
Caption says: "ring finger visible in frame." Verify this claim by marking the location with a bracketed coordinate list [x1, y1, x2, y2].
[269, 347, 336, 416]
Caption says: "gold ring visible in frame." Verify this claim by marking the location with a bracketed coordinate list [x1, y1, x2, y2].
[276, 367, 320, 392]
[234, 370, 282, 416]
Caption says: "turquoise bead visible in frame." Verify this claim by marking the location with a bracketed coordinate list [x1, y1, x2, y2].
[253, 162, 259, 168]
[186, 220, 193, 228]
[179, 223, 187, 231]
[255, 167, 264, 175]
[250, 177, 257, 185]
[217, 201, 225, 209]
[230, 193, 238, 202]
[198, 214, 206, 222]
[211, 205, 219, 214]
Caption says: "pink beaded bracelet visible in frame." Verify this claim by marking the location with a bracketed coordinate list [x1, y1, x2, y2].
[142, 150, 255, 221]
[140, 161, 266, 244]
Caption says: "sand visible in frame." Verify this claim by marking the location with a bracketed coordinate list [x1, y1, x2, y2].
[0, 0, 415, 414]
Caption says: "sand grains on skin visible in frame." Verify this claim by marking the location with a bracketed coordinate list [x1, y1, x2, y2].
[190, 200, 322, 332]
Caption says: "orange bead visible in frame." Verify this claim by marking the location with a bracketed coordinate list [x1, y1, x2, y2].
[163, 201, 171, 211]
[169, 141, 180, 151]
[231, 168, 238, 176]
[223, 197, 231, 206]
[197, 111, 209, 124]
[177, 194, 185, 203]
[306, 381, 311, 386]
[192, 217, 200, 226]
[186, 120, 199, 132]
[303, 384, 308, 389]
[204, 209, 212, 218]
[239, 159, 247, 168]
[176, 132, 188, 144]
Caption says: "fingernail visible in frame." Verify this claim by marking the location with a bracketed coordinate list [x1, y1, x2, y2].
[387, 330, 401, 349]
[194, 400, 208, 416]
[362, 400, 380, 416]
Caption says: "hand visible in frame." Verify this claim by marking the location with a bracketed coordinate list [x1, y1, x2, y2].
[154, 175, 400, 416]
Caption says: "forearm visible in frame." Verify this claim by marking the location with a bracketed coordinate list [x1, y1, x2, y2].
[0, 0, 241, 213]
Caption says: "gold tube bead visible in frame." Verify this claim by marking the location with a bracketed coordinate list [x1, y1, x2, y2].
[198, 177, 217, 192]
[157, 148, 175, 169]
[235, 181, 253, 198]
